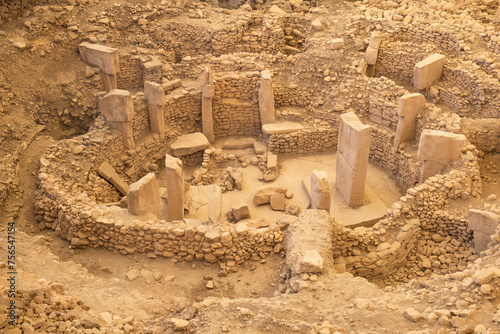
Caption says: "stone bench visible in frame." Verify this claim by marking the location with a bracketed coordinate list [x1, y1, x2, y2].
[262, 121, 304, 135]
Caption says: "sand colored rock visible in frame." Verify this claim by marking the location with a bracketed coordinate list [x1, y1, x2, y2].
[127, 173, 161, 216]
[171, 132, 210, 156]
[164, 155, 185, 221]
[202, 67, 215, 143]
[414, 54, 447, 90]
[258, 70, 276, 126]
[394, 93, 426, 150]
[144, 81, 166, 141]
[99, 89, 135, 149]
[310, 170, 331, 212]
[97, 161, 129, 195]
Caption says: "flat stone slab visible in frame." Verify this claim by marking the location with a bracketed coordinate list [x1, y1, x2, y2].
[262, 122, 304, 135]
[98, 161, 129, 195]
[302, 173, 387, 228]
[171, 132, 210, 156]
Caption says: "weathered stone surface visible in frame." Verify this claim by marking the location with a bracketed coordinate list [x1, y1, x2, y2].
[232, 199, 250, 221]
[100, 89, 134, 122]
[171, 132, 210, 156]
[144, 81, 165, 141]
[127, 173, 161, 216]
[207, 185, 222, 224]
[336, 112, 371, 207]
[330, 38, 344, 50]
[253, 186, 287, 205]
[297, 249, 323, 274]
[258, 70, 276, 126]
[310, 170, 331, 212]
[270, 192, 286, 211]
[394, 93, 426, 150]
[79, 42, 119, 74]
[403, 308, 422, 322]
[97, 161, 129, 195]
[202, 67, 215, 142]
[414, 54, 447, 90]
[164, 155, 184, 221]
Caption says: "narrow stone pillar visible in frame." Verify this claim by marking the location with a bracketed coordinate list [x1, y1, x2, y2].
[202, 67, 215, 142]
[336, 112, 372, 207]
[365, 31, 381, 65]
[79, 42, 119, 92]
[144, 81, 166, 141]
[127, 173, 161, 216]
[258, 70, 276, 126]
[100, 89, 135, 149]
[414, 54, 447, 90]
[165, 154, 184, 221]
[417, 130, 466, 181]
[310, 170, 331, 212]
[394, 93, 426, 150]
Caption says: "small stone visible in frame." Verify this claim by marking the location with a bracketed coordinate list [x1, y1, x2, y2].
[170, 318, 189, 331]
[403, 307, 422, 322]
[206, 280, 214, 289]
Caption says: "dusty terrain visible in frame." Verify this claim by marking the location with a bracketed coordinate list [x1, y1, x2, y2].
[1, 0, 500, 334]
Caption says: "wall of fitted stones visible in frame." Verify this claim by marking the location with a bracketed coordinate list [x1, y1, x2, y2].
[273, 86, 310, 107]
[375, 42, 438, 87]
[116, 53, 143, 90]
[265, 125, 337, 154]
[131, 94, 151, 139]
[212, 72, 261, 137]
[461, 118, 500, 153]
[163, 91, 202, 135]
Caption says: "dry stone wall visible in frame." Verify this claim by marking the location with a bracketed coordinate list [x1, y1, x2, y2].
[116, 53, 143, 90]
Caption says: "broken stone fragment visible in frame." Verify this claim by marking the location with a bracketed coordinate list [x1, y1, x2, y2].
[297, 249, 323, 274]
[232, 199, 250, 221]
[253, 185, 287, 205]
[403, 307, 422, 322]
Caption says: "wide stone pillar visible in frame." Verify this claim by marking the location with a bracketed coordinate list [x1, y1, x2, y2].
[310, 170, 331, 212]
[414, 54, 447, 90]
[335, 112, 372, 207]
[417, 130, 466, 181]
[144, 81, 166, 141]
[79, 42, 119, 92]
[127, 173, 161, 216]
[100, 89, 135, 149]
[165, 154, 184, 221]
[258, 70, 276, 126]
[394, 93, 426, 150]
[202, 67, 215, 142]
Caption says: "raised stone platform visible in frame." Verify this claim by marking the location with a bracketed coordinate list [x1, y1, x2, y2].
[262, 121, 304, 135]
[171, 132, 210, 156]
[302, 172, 387, 228]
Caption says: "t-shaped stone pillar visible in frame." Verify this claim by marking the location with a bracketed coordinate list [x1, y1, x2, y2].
[202, 67, 215, 143]
[165, 154, 185, 221]
[258, 70, 276, 126]
[336, 112, 372, 207]
[310, 170, 331, 212]
[79, 42, 119, 92]
[100, 89, 135, 149]
[127, 173, 161, 216]
[414, 54, 447, 90]
[394, 93, 426, 151]
[144, 81, 166, 141]
[417, 130, 466, 181]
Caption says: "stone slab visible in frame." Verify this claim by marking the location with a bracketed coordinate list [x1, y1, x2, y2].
[171, 132, 210, 156]
[100, 89, 134, 122]
[417, 130, 466, 164]
[79, 42, 119, 74]
[97, 161, 129, 196]
[414, 53, 447, 90]
[127, 173, 161, 216]
[262, 121, 304, 135]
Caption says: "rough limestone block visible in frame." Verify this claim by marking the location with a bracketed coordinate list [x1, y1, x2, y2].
[268, 4, 286, 14]
[207, 185, 222, 224]
[232, 199, 250, 221]
[414, 54, 447, 90]
[270, 192, 286, 211]
[144, 81, 165, 141]
[310, 170, 331, 212]
[171, 132, 210, 156]
[97, 161, 129, 195]
[127, 173, 161, 216]
[253, 186, 287, 205]
[141, 56, 162, 71]
[79, 42, 119, 74]
[297, 249, 323, 274]
[417, 130, 466, 164]
[267, 154, 278, 170]
[165, 155, 184, 221]
[330, 38, 344, 50]
[496, 5, 500, 21]
[394, 93, 426, 150]
[468, 209, 500, 234]
[365, 32, 381, 65]
[258, 70, 276, 126]
[336, 112, 371, 207]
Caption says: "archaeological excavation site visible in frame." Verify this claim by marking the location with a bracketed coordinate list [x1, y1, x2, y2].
[1, 0, 500, 333]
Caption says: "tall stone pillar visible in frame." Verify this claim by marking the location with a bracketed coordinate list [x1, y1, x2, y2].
[310, 170, 331, 212]
[144, 81, 166, 141]
[335, 112, 372, 207]
[202, 67, 215, 142]
[100, 89, 135, 149]
[394, 93, 426, 151]
[258, 70, 276, 126]
[165, 154, 184, 221]
[79, 42, 119, 92]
